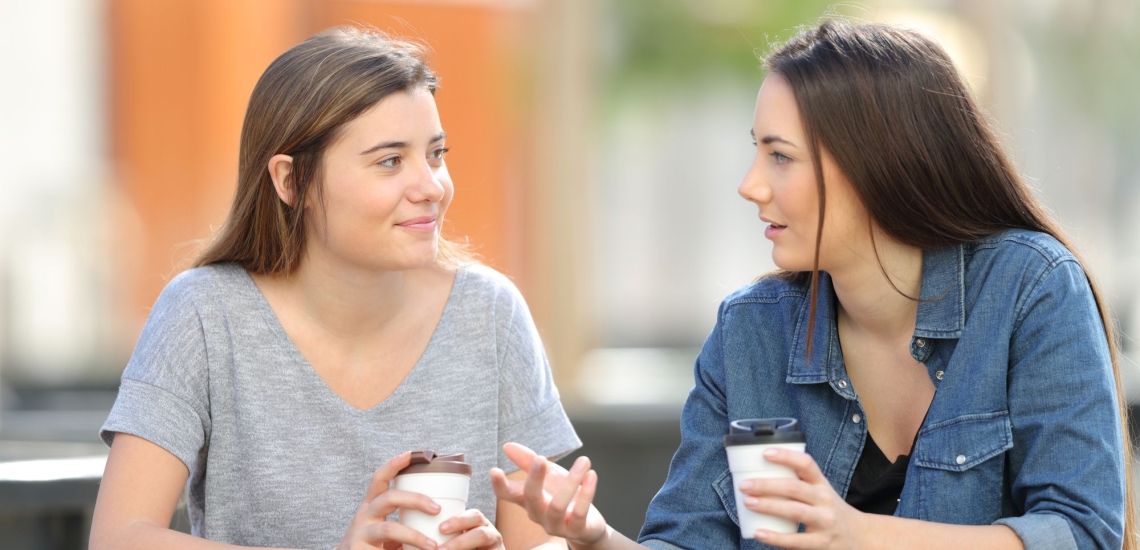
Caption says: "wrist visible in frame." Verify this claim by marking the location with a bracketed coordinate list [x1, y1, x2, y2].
[853, 509, 879, 550]
[569, 525, 616, 550]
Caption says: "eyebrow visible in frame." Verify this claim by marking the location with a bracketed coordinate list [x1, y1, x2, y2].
[359, 131, 447, 156]
[750, 129, 797, 148]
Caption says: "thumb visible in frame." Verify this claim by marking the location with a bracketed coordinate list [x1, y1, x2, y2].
[364, 451, 413, 503]
[490, 467, 524, 504]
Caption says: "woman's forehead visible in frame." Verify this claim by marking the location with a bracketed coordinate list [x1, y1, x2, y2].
[753, 75, 804, 143]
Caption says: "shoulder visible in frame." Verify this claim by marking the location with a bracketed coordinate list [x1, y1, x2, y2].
[967, 228, 1077, 269]
[964, 229, 1092, 323]
[160, 262, 247, 305]
[454, 262, 528, 308]
[144, 262, 251, 332]
[720, 271, 810, 315]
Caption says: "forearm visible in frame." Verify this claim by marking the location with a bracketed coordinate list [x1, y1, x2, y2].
[91, 519, 298, 550]
[860, 514, 1023, 550]
[568, 526, 647, 550]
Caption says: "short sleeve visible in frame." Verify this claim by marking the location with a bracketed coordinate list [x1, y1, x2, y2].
[100, 270, 212, 472]
[489, 270, 581, 470]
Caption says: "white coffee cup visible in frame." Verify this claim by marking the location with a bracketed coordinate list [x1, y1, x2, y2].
[724, 418, 807, 538]
[394, 451, 472, 550]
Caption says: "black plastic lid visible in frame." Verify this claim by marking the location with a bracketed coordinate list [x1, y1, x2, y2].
[723, 418, 806, 447]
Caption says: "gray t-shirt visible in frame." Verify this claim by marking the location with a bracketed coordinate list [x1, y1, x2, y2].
[101, 262, 581, 549]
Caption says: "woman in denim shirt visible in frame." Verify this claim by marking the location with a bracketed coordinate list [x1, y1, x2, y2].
[492, 19, 1136, 550]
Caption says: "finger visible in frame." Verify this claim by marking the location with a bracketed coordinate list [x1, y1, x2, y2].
[367, 489, 441, 519]
[490, 467, 526, 506]
[763, 448, 827, 485]
[568, 469, 598, 528]
[745, 496, 822, 527]
[439, 509, 490, 535]
[502, 442, 540, 472]
[522, 457, 552, 521]
[365, 451, 414, 502]
[548, 456, 590, 521]
[437, 525, 501, 550]
[741, 477, 821, 505]
[361, 520, 438, 549]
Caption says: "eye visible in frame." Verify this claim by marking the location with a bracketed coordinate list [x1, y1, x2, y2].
[770, 151, 791, 165]
[430, 147, 450, 161]
[379, 155, 402, 168]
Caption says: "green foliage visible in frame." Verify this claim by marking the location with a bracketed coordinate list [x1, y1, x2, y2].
[600, 0, 843, 90]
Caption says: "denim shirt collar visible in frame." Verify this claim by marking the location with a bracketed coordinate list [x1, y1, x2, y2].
[786, 244, 966, 385]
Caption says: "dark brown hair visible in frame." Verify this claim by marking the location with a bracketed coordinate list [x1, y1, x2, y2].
[765, 20, 1136, 545]
[194, 26, 471, 273]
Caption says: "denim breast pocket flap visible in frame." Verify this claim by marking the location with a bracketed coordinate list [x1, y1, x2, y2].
[912, 411, 1012, 472]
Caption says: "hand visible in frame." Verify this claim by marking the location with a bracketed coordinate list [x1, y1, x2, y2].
[437, 509, 504, 550]
[740, 448, 868, 550]
[489, 443, 609, 548]
[335, 452, 442, 550]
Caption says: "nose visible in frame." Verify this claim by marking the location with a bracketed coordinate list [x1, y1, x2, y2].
[737, 156, 771, 205]
[407, 159, 446, 203]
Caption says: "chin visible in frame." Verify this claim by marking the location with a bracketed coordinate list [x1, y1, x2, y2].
[771, 251, 812, 272]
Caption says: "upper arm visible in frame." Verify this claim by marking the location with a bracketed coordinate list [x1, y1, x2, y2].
[489, 272, 581, 469]
[1000, 260, 1125, 549]
[639, 307, 739, 547]
[90, 433, 191, 546]
[497, 468, 566, 550]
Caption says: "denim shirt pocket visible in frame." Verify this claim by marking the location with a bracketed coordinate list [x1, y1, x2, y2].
[910, 411, 1012, 522]
[714, 468, 740, 528]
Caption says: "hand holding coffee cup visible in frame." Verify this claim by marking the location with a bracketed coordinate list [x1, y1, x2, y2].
[334, 451, 443, 550]
[724, 418, 807, 538]
[394, 451, 473, 550]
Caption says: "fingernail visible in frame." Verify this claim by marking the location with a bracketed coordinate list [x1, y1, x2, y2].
[439, 521, 449, 531]
[755, 530, 770, 540]
[745, 497, 760, 507]
[763, 448, 778, 458]
[740, 480, 754, 491]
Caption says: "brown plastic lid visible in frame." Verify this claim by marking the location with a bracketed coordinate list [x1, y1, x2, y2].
[396, 451, 472, 476]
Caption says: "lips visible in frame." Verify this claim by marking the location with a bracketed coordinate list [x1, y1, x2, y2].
[397, 216, 436, 226]
[396, 215, 438, 232]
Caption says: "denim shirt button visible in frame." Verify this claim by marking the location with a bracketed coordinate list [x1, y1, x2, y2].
[915, 338, 927, 348]
[955, 454, 966, 465]
[852, 414, 862, 424]
[837, 380, 848, 389]
[935, 370, 945, 380]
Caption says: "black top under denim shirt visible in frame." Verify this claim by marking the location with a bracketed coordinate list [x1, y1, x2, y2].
[845, 433, 910, 515]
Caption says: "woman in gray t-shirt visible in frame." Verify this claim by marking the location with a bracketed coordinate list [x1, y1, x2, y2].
[91, 27, 580, 550]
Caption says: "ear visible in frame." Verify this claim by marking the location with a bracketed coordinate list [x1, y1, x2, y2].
[267, 154, 297, 207]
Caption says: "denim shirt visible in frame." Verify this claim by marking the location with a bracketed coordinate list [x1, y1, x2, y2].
[638, 229, 1126, 550]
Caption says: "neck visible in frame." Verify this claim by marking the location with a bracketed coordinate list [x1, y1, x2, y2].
[828, 229, 924, 341]
[273, 249, 419, 340]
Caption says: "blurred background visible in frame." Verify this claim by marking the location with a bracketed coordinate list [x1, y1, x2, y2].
[1, 0, 1138, 547]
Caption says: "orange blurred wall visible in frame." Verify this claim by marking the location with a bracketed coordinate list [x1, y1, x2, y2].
[109, 0, 536, 345]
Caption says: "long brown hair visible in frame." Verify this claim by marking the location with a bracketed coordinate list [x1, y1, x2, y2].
[765, 19, 1136, 545]
[194, 26, 472, 273]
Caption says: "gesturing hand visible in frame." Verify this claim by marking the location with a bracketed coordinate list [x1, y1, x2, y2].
[489, 443, 609, 548]
[740, 448, 869, 550]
